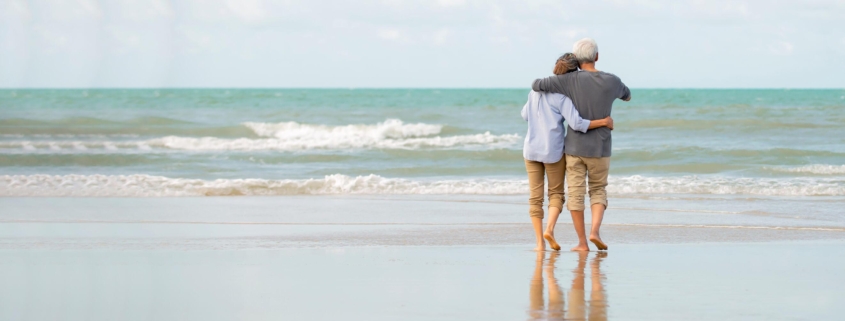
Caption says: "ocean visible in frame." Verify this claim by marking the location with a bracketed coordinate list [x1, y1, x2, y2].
[1, 88, 844, 197]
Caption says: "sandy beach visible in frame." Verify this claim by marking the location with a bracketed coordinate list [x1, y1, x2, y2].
[2, 196, 844, 320]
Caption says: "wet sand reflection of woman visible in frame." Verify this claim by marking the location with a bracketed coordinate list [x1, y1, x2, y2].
[529, 252, 564, 320]
[528, 252, 607, 321]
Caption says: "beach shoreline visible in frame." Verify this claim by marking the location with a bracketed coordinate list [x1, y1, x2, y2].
[2, 196, 844, 319]
[2, 195, 843, 250]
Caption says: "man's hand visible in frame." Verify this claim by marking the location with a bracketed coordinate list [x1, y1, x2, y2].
[604, 116, 614, 130]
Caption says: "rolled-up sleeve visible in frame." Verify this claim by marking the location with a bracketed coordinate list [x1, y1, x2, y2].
[560, 96, 590, 133]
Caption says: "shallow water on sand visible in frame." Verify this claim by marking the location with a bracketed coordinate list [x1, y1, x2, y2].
[1, 243, 843, 321]
[2, 194, 843, 320]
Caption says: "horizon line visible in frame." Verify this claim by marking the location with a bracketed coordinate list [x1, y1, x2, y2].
[1, 87, 844, 90]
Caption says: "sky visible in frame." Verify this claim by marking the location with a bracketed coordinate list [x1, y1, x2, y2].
[1, 0, 844, 88]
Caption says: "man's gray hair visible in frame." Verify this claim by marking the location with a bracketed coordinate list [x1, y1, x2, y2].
[572, 38, 598, 63]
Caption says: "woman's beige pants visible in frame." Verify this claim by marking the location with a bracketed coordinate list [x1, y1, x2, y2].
[524, 158, 565, 219]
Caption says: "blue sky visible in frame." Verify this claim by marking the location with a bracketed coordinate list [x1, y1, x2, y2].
[1, 0, 844, 88]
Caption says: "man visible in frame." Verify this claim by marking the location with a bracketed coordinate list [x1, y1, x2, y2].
[531, 38, 631, 252]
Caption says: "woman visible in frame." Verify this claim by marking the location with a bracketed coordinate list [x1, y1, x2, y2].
[521, 53, 613, 251]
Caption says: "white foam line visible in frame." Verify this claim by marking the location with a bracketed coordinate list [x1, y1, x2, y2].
[0, 219, 522, 225]
[612, 223, 845, 232]
[612, 207, 744, 215]
[767, 164, 845, 175]
[3, 174, 845, 196]
[244, 119, 443, 139]
[151, 132, 520, 151]
[2, 220, 843, 232]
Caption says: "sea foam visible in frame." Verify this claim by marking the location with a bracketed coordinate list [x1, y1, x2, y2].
[244, 119, 443, 139]
[3, 174, 843, 197]
[767, 164, 845, 175]
[0, 119, 521, 152]
[0, 174, 528, 197]
[152, 132, 519, 151]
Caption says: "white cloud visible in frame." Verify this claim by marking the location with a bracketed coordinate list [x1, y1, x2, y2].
[432, 28, 452, 45]
[110, 0, 174, 21]
[76, 0, 104, 18]
[557, 28, 587, 40]
[175, 26, 214, 54]
[377, 29, 400, 40]
[225, 0, 267, 23]
[551, 28, 588, 50]
[688, 0, 750, 17]
[150, 0, 174, 17]
[377, 28, 411, 44]
[33, 26, 70, 48]
[33, 0, 103, 21]
[436, 0, 466, 7]
[0, 0, 31, 20]
[768, 41, 794, 55]
[489, 4, 505, 26]
[489, 35, 509, 44]
[105, 27, 142, 53]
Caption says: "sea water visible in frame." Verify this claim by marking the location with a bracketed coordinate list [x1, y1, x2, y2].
[1, 89, 844, 197]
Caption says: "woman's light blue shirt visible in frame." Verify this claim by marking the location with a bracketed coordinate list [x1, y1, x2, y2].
[521, 91, 591, 163]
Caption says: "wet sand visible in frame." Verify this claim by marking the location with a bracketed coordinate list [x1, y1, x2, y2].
[2, 195, 843, 250]
[1, 196, 844, 320]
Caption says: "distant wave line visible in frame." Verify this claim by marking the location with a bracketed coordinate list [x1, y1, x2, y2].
[2, 174, 844, 197]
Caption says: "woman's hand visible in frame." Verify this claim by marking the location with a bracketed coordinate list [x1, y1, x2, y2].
[587, 116, 614, 131]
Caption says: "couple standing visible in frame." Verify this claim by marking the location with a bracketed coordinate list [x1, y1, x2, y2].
[521, 38, 631, 252]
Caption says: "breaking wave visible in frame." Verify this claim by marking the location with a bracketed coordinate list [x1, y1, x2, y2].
[151, 132, 519, 151]
[0, 119, 521, 152]
[2, 174, 843, 197]
[0, 174, 527, 197]
[243, 119, 443, 139]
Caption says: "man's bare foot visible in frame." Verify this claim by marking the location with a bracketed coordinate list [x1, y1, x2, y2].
[589, 235, 608, 251]
[543, 231, 561, 251]
[570, 243, 590, 252]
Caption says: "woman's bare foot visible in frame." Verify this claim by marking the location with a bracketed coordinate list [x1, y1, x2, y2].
[543, 230, 561, 251]
[570, 243, 590, 252]
[534, 241, 546, 252]
[589, 234, 608, 251]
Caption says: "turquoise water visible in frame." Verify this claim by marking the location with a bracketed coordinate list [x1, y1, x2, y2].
[1, 89, 844, 196]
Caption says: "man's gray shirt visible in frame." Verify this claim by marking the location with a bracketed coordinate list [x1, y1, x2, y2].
[532, 71, 630, 158]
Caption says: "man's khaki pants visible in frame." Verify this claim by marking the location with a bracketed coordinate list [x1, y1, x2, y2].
[524, 158, 565, 219]
[565, 155, 610, 211]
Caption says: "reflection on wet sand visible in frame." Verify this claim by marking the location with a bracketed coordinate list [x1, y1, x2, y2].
[528, 251, 607, 321]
